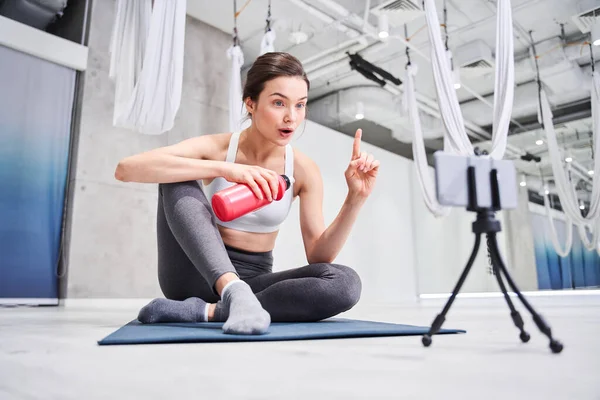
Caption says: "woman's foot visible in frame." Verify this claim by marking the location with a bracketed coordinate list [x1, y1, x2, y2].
[137, 298, 208, 324]
[213, 280, 270, 335]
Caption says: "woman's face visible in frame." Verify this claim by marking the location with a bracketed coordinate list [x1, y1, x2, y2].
[246, 76, 308, 146]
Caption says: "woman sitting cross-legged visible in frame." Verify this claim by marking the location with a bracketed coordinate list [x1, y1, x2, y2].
[114, 52, 380, 335]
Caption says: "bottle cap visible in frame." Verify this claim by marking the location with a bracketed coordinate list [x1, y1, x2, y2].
[280, 174, 292, 190]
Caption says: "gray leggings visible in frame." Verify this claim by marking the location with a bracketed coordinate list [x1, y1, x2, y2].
[156, 180, 362, 322]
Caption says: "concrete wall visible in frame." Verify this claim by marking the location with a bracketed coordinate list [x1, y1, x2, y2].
[65, 0, 230, 298]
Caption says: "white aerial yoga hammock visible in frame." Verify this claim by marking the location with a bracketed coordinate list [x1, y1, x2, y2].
[544, 172, 600, 257]
[577, 221, 600, 253]
[260, 1, 275, 55]
[228, 44, 245, 133]
[567, 160, 600, 253]
[423, 0, 514, 158]
[423, 0, 473, 156]
[544, 194, 573, 258]
[539, 70, 600, 255]
[539, 76, 600, 226]
[409, 0, 514, 216]
[543, 171, 574, 258]
[260, 30, 276, 54]
[487, 0, 515, 161]
[405, 64, 451, 217]
[109, 0, 186, 135]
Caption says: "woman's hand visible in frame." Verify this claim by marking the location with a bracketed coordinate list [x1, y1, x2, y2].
[344, 129, 380, 201]
[222, 163, 281, 202]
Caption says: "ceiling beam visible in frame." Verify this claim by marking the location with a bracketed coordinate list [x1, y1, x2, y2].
[500, 99, 592, 135]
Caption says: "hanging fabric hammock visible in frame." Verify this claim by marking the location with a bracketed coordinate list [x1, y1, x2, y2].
[539, 81, 600, 226]
[422, 0, 514, 158]
[423, 0, 473, 156]
[260, 1, 276, 55]
[228, 0, 250, 133]
[405, 63, 451, 217]
[539, 69, 600, 255]
[407, 0, 514, 217]
[109, 0, 186, 135]
[228, 44, 245, 133]
[566, 159, 600, 253]
[487, 0, 515, 161]
[543, 192, 573, 258]
[260, 30, 276, 55]
[543, 169, 574, 258]
[577, 221, 600, 253]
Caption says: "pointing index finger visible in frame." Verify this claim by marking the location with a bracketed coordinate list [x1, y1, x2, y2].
[352, 129, 362, 159]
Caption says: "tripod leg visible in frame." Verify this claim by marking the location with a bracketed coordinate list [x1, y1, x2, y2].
[422, 234, 482, 347]
[488, 236, 564, 354]
[487, 235, 530, 343]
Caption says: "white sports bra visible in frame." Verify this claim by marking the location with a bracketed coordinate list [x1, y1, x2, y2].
[203, 131, 295, 233]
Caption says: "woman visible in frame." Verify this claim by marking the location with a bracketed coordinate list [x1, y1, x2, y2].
[114, 52, 380, 335]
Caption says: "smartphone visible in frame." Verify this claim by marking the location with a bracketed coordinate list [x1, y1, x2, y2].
[433, 151, 518, 210]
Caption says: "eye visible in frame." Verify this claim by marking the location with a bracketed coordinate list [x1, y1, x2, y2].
[296, 103, 306, 109]
[274, 100, 284, 107]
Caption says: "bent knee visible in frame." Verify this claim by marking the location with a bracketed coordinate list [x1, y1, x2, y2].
[329, 264, 362, 310]
[160, 181, 213, 215]
[159, 181, 205, 201]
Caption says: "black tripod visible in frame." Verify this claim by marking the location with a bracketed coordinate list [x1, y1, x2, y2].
[421, 164, 564, 354]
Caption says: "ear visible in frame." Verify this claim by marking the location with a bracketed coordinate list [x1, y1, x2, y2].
[244, 97, 255, 116]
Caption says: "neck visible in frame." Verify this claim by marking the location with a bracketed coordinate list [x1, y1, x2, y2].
[239, 124, 281, 162]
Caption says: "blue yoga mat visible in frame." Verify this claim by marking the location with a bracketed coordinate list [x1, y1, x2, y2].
[97, 318, 465, 345]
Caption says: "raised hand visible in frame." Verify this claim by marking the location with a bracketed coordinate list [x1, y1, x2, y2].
[344, 129, 380, 200]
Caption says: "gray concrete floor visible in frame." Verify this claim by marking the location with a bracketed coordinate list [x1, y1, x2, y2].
[0, 294, 599, 400]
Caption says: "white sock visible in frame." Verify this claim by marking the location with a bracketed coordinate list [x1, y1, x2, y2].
[203, 303, 210, 322]
[220, 279, 244, 298]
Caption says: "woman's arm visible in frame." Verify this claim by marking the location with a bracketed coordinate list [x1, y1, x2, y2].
[298, 129, 380, 264]
[115, 133, 283, 199]
[114, 134, 228, 183]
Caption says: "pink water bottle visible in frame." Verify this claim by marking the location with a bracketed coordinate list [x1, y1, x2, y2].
[212, 175, 291, 222]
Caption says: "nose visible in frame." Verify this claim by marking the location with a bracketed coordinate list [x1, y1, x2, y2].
[285, 106, 297, 123]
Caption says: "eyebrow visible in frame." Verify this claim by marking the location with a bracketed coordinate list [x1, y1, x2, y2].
[270, 92, 308, 101]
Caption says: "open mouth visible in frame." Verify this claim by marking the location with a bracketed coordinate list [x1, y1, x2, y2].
[279, 128, 294, 135]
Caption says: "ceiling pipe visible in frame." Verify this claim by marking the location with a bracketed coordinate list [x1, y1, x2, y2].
[315, 0, 380, 34]
[311, 64, 493, 141]
[405, 0, 544, 49]
[310, 0, 543, 64]
[301, 36, 367, 66]
[306, 41, 386, 76]
[382, 83, 493, 142]
[285, 0, 363, 40]
[362, 0, 371, 30]
[529, 132, 595, 156]
[512, 106, 592, 135]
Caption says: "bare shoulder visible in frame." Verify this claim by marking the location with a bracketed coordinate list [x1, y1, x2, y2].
[185, 132, 232, 150]
[201, 132, 232, 152]
[292, 148, 322, 194]
[159, 132, 232, 160]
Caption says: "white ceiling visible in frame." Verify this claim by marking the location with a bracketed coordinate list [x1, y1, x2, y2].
[186, 0, 599, 199]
